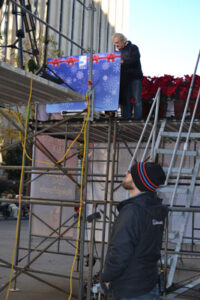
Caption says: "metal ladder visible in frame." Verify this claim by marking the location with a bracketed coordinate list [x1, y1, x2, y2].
[155, 122, 200, 288]
[129, 50, 200, 289]
[153, 52, 200, 288]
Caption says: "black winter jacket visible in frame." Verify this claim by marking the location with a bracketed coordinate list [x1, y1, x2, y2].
[101, 192, 168, 299]
[120, 41, 143, 87]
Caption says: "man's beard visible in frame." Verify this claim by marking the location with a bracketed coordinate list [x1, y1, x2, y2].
[122, 179, 134, 190]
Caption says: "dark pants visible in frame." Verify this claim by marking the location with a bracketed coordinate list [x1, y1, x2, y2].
[2, 203, 10, 218]
[116, 284, 160, 300]
[121, 79, 142, 119]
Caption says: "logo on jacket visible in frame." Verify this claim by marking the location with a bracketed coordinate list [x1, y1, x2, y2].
[152, 219, 163, 225]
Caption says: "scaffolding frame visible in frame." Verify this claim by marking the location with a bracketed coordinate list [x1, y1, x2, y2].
[0, 1, 200, 300]
[1, 116, 200, 299]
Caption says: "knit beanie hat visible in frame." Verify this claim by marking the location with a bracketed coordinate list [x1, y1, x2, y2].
[130, 162, 166, 192]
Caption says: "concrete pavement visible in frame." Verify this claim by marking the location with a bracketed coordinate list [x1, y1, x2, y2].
[0, 219, 78, 300]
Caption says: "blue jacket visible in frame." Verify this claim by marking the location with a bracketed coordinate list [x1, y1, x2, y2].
[101, 192, 168, 299]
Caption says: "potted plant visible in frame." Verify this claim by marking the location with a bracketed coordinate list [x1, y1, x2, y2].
[187, 75, 200, 118]
[142, 76, 153, 118]
[169, 77, 186, 118]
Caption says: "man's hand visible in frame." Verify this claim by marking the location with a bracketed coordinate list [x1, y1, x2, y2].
[121, 59, 124, 64]
[104, 282, 110, 288]
[100, 281, 110, 295]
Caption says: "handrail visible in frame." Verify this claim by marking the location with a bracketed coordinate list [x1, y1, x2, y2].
[165, 49, 200, 185]
[128, 88, 161, 169]
[170, 88, 200, 206]
[141, 93, 160, 161]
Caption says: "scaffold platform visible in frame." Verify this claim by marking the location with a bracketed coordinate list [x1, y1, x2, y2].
[0, 61, 85, 106]
[31, 118, 200, 143]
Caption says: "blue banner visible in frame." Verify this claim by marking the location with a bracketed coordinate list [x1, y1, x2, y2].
[46, 52, 121, 113]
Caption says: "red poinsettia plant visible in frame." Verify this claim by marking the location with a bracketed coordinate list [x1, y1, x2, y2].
[142, 74, 200, 102]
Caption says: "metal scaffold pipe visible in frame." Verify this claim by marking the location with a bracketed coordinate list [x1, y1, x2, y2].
[165, 49, 200, 185]
[7, 0, 86, 51]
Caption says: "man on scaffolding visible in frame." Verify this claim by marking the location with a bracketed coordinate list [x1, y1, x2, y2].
[112, 33, 143, 120]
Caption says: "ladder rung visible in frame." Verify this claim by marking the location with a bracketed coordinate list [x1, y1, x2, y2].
[158, 187, 188, 194]
[168, 231, 179, 240]
[163, 167, 193, 174]
[156, 148, 197, 156]
[169, 211, 186, 216]
[161, 132, 200, 138]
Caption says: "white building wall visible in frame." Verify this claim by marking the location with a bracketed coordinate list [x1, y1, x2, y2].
[0, 0, 130, 66]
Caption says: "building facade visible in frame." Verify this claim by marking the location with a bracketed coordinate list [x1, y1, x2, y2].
[0, 0, 130, 67]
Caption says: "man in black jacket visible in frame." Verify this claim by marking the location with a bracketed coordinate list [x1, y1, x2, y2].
[101, 162, 168, 300]
[112, 33, 143, 119]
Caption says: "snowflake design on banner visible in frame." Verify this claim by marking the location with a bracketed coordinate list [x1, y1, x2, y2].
[92, 69, 100, 83]
[111, 89, 117, 96]
[103, 76, 119, 94]
[66, 77, 72, 85]
[112, 61, 121, 73]
[71, 65, 78, 74]
[102, 62, 110, 70]
[102, 75, 108, 81]
[76, 71, 84, 80]
[102, 96, 113, 108]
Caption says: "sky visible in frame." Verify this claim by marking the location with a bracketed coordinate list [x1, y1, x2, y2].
[128, 0, 200, 77]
